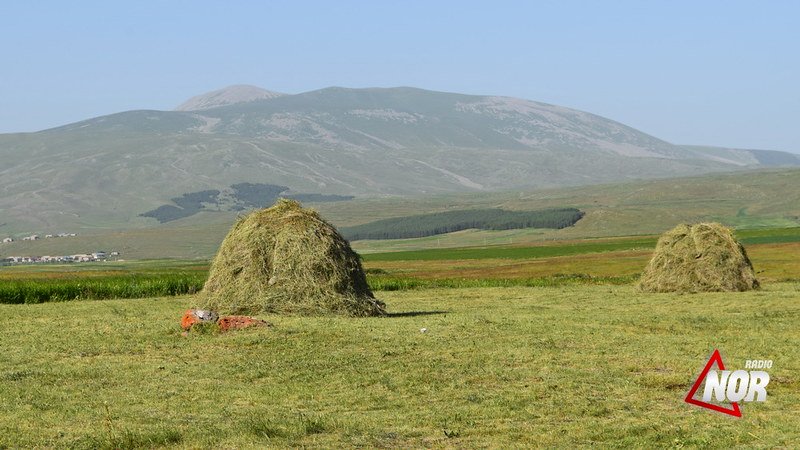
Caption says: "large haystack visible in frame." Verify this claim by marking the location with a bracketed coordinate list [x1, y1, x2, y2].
[637, 222, 758, 293]
[201, 199, 385, 316]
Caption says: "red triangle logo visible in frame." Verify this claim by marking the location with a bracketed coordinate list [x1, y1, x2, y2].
[684, 349, 742, 417]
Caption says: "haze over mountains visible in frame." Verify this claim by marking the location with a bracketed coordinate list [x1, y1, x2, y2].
[1, 84, 798, 232]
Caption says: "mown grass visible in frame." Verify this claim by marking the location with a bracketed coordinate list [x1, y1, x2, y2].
[1, 284, 799, 447]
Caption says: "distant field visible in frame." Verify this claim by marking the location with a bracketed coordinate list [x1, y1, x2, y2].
[0, 260, 208, 279]
[359, 228, 800, 286]
[737, 226, 800, 244]
[340, 208, 584, 240]
[2, 227, 798, 303]
[362, 237, 656, 262]
[1, 284, 798, 447]
[364, 243, 800, 286]
[361, 227, 800, 261]
[2, 169, 799, 260]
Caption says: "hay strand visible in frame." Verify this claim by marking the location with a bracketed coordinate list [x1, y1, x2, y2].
[201, 199, 385, 316]
[637, 222, 758, 293]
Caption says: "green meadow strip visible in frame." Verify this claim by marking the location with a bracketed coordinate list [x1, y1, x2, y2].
[738, 227, 800, 244]
[362, 238, 658, 262]
[0, 272, 636, 304]
[0, 273, 206, 304]
[1, 226, 795, 304]
[361, 227, 800, 262]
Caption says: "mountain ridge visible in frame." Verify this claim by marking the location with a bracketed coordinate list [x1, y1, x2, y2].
[174, 84, 285, 111]
[1, 85, 798, 233]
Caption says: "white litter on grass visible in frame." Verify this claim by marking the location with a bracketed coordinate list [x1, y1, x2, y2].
[420, 328, 428, 333]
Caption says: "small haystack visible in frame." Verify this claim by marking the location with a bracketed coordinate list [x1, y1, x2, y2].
[637, 222, 758, 293]
[201, 199, 384, 316]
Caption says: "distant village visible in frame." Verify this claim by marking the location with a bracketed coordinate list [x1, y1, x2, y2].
[1, 232, 120, 265]
[2, 232, 78, 244]
[3, 251, 120, 265]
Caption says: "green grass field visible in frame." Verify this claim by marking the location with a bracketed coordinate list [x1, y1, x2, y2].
[2, 227, 799, 304]
[362, 237, 657, 262]
[1, 224, 799, 447]
[359, 226, 800, 260]
[1, 284, 799, 448]
[0, 274, 205, 304]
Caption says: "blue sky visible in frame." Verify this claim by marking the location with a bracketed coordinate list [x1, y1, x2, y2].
[1, 1, 798, 151]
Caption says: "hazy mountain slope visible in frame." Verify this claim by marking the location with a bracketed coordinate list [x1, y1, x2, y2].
[174, 85, 285, 111]
[679, 145, 800, 167]
[0, 86, 797, 233]
[3, 168, 798, 260]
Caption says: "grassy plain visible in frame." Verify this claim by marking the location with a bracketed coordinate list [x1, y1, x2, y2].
[2, 228, 798, 303]
[0, 260, 208, 280]
[1, 284, 799, 448]
[0, 261, 209, 304]
[0, 227, 798, 447]
[360, 229, 800, 288]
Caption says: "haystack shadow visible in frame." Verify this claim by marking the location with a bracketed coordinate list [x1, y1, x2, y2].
[384, 310, 448, 318]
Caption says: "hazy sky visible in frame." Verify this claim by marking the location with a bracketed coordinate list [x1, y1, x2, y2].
[1, 1, 798, 152]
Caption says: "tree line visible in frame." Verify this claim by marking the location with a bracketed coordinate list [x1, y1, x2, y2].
[341, 208, 585, 240]
[140, 183, 354, 223]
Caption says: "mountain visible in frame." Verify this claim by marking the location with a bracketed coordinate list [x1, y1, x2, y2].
[174, 85, 285, 111]
[0, 86, 798, 233]
[678, 145, 800, 166]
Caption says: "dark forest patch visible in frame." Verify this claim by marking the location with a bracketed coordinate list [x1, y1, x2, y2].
[140, 183, 353, 223]
[340, 208, 584, 240]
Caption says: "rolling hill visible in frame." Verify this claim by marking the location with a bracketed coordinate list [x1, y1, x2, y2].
[0, 85, 798, 235]
[2, 168, 799, 260]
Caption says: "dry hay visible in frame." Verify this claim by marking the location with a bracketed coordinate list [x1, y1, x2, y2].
[637, 222, 759, 293]
[201, 199, 385, 316]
